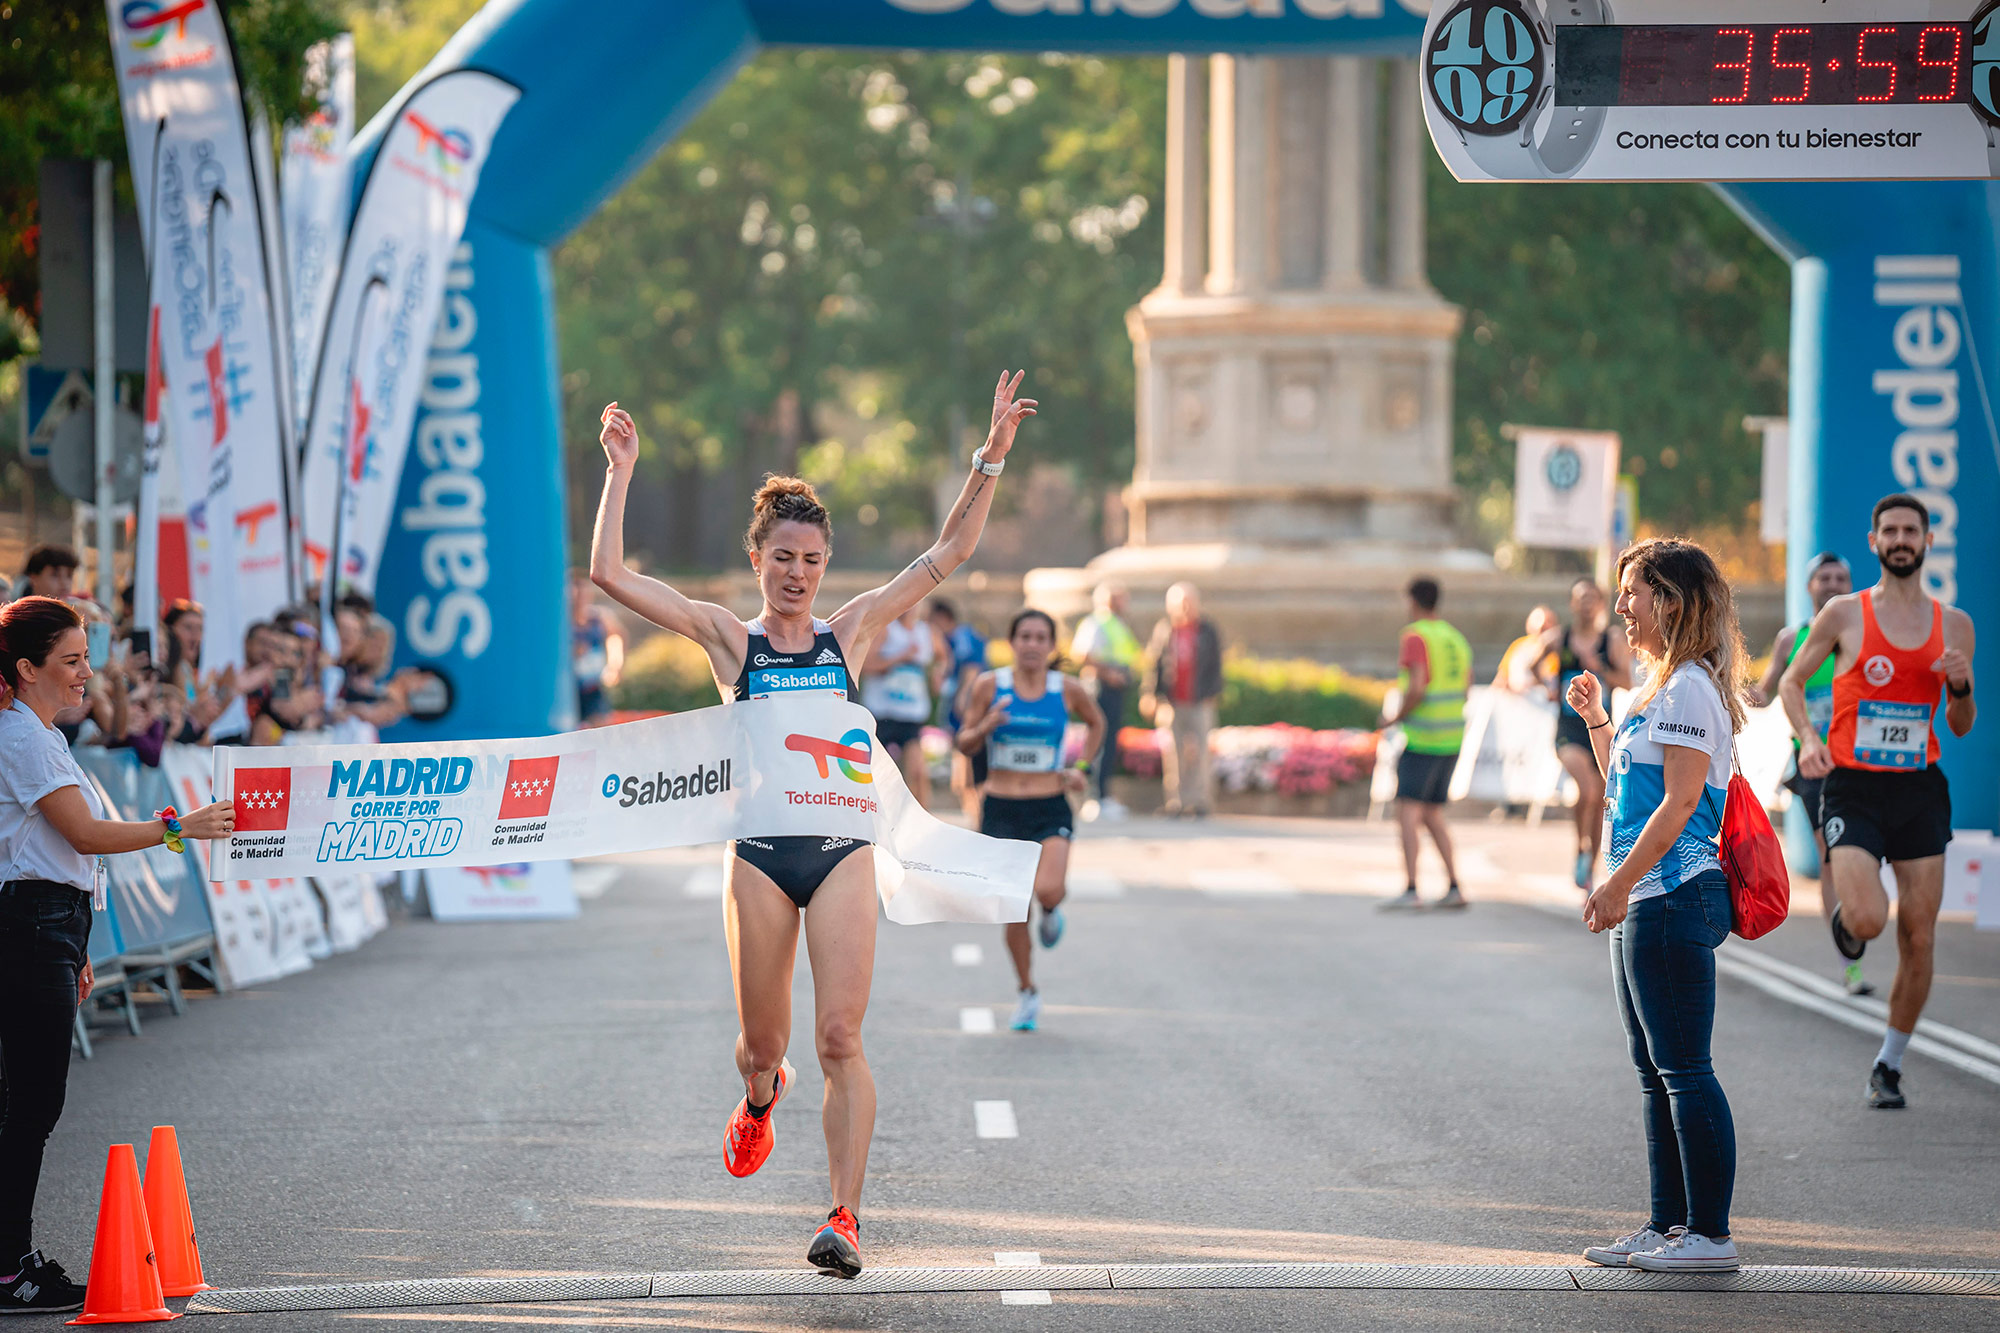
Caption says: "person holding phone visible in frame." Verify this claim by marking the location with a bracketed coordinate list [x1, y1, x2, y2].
[0, 597, 236, 1314]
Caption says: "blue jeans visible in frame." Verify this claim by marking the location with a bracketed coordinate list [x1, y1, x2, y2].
[1609, 870, 1736, 1239]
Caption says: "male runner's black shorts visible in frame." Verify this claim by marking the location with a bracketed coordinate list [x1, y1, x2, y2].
[1396, 750, 1458, 806]
[980, 793, 1073, 844]
[1819, 764, 1951, 863]
[876, 718, 923, 749]
[1781, 771, 1826, 834]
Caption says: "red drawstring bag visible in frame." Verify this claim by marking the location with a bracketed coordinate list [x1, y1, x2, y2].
[1716, 759, 1791, 940]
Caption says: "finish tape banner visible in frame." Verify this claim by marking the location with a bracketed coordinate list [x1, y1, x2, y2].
[209, 696, 1039, 925]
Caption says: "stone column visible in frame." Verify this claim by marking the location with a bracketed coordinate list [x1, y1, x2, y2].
[1386, 58, 1428, 291]
[1205, 54, 1268, 297]
[1325, 57, 1377, 290]
[1162, 54, 1208, 296]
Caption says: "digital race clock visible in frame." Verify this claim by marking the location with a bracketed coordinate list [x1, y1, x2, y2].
[1421, 0, 2000, 182]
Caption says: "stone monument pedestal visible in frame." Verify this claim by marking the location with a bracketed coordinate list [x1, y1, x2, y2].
[1027, 53, 1508, 668]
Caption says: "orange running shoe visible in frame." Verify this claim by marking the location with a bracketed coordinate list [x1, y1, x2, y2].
[807, 1206, 862, 1278]
[722, 1058, 793, 1178]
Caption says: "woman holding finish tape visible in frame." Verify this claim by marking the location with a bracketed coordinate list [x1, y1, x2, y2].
[589, 372, 1035, 1278]
[0, 597, 234, 1315]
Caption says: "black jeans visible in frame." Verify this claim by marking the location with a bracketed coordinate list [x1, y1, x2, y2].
[1092, 684, 1125, 800]
[1609, 870, 1737, 1239]
[0, 881, 90, 1264]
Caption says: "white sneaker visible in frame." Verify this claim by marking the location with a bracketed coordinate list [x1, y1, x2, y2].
[1582, 1225, 1681, 1267]
[1097, 797, 1129, 822]
[1627, 1231, 1739, 1272]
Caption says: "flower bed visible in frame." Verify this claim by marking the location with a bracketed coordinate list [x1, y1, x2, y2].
[1117, 724, 1378, 795]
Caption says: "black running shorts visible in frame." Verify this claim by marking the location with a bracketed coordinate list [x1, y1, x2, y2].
[1396, 750, 1458, 806]
[1819, 764, 1951, 864]
[876, 718, 924, 749]
[1782, 772, 1826, 834]
[980, 793, 1073, 844]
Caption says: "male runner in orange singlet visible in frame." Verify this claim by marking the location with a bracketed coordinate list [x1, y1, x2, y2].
[1780, 494, 1977, 1111]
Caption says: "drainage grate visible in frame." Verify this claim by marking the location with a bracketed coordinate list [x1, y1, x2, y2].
[1575, 1266, 2000, 1296]
[649, 1265, 1112, 1297]
[180, 1262, 2000, 1313]
[184, 1274, 651, 1315]
[1106, 1263, 1580, 1291]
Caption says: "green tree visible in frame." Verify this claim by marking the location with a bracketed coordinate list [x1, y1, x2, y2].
[553, 50, 1165, 570]
[1430, 165, 1791, 534]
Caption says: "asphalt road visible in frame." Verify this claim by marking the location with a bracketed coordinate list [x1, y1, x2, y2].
[34, 815, 2000, 1331]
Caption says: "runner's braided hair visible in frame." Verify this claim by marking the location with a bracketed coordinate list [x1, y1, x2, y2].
[1616, 538, 1748, 734]
[744, 475, 832, 555]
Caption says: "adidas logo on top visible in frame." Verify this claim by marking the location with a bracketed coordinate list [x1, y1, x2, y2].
[815, 647, 841, 666]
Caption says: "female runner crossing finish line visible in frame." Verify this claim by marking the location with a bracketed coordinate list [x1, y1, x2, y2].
[589, 371, 1035, 1278]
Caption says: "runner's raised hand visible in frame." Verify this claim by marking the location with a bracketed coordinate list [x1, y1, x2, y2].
[600, 402, 639, 471]
[981, 370, 1037, 461]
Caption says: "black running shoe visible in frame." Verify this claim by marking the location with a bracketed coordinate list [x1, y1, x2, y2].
[1830, 904, 1866, 961]
[1867, 1061, 1906, 1110]
[0, 1250, 86, 1314]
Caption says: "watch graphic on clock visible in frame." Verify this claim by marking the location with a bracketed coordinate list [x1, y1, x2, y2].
[1974, 0, 2000, 176]
[1425, 0, 1611, 180]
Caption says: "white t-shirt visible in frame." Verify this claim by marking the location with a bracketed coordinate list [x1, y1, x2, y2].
[862, 619, 934, 723]
[1603, 663, 1733, 904]
[0, 698, 108, 902]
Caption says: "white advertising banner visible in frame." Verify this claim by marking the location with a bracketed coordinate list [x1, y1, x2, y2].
[1753, 418, 1790, 546]
[104, 0, 294, 646]
[1514, 428, 1620, 550]
[300, 70, 519, 596]
[211, 697, 1041, 925]
[426, 861, 579, 923]
[160, 744, 303, 985]
[281, 34, 354, 435]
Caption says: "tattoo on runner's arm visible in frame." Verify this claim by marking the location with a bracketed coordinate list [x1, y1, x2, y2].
[912, 554, 944, 586]
[959, 476, 987, 521]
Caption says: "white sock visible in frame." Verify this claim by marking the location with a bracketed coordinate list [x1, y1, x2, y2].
[1876, 1027, 1913, 1071]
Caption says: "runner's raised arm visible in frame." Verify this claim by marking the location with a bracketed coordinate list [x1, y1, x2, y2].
[588, 402, 744, 667]
[831, 371, 1036, 656]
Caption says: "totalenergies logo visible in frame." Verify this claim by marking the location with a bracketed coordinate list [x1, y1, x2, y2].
[405, 111, 474, 175]
[787, 730, 873, 784]
[121, 0, 203, 48]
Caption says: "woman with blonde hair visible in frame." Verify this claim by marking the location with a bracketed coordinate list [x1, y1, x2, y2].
[1564, 538, 1747, 1274]
[589, 373, 1035, 1278]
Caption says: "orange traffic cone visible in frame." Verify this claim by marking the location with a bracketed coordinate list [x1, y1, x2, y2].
[68, 1144, 177, 1324]
[141, 1128, 211, 1297]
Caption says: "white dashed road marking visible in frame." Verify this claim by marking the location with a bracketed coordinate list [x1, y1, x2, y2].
[569, 865, 622, 900]
[995, 1251, 1050, 1305]
[952, 943, 984, 966]
[974, 1100, 1018, 1139]
[683, 868, 724, 899]
[1190, 868, 1297, 897]
[960, 1007, 996, 1033]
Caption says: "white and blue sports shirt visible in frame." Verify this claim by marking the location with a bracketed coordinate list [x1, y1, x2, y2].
[1603, 662, 1733, 903]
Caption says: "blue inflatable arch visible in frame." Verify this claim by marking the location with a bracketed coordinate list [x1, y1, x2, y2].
[363, 0, 1998, 833]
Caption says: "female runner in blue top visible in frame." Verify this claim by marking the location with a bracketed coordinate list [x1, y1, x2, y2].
[955, 610, 1104, 1032]
[588, 373, 1035, 1278]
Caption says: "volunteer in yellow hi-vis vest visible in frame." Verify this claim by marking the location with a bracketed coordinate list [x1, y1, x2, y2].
[1381, 577, 1473, 911]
